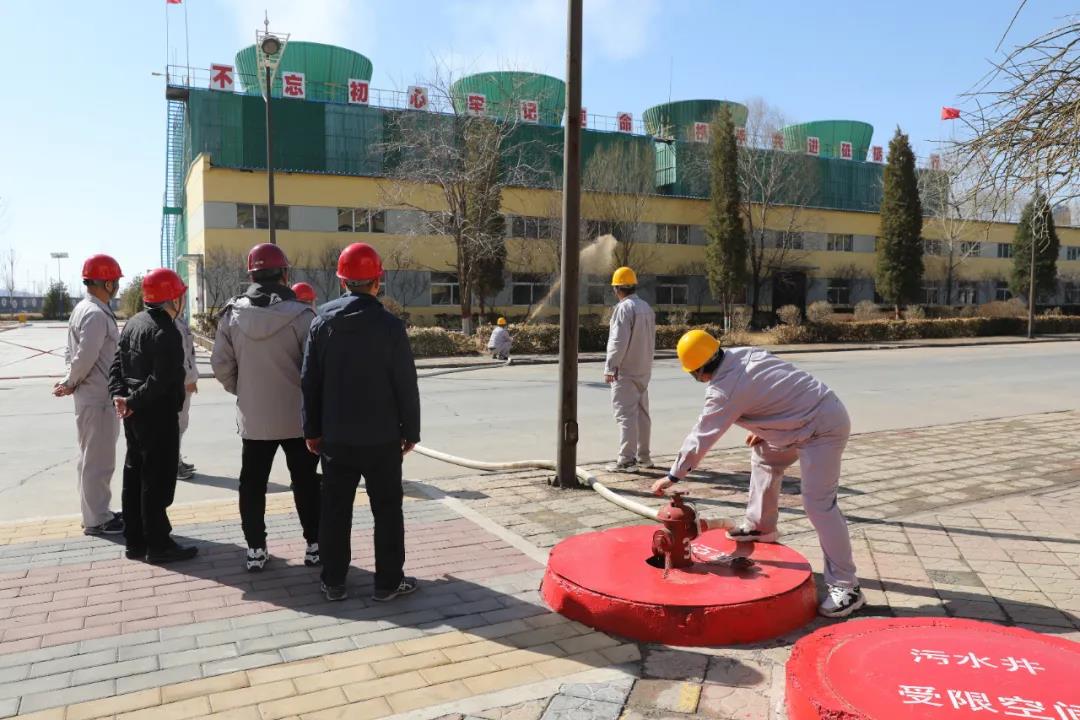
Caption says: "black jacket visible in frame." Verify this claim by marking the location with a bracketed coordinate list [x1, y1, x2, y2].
[108, 307, 186, 414]
[301, 293, 420, 447]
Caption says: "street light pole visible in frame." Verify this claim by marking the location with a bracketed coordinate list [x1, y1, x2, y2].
[257, 18, 285, 246]
[555, 0, 583, 489]
[265, 62, 277, 245]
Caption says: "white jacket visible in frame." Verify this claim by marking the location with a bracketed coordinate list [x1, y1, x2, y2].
[176, 316, 199, 385]
[487, 326, 511, 355]
[604, 294, 655, 379]
[63, 295, 119, 407]
[670, 347, 842, 479]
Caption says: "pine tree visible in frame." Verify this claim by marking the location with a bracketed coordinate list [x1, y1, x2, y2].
[705, 105, 747, 324]
[875, 128, 924, 318]
[1010, 194, 1060, 303]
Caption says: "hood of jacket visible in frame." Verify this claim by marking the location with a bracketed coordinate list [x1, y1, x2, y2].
[228, 283, 309, 341]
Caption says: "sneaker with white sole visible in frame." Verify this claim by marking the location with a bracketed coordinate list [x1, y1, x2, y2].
[637, 459, 658, 469]
[245, 547, 270, 572]
[372, 576, 419, 602]
[84, 513, 125, 536]
[726, 524, 779, 543]
[304, 543, 320, 567]
[818, 585, 866, 618]
[604, 460, 638, 473]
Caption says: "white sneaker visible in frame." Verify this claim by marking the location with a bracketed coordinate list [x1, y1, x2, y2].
[245, 547, 270, 572]
[818, 585, 865, 618]
[604, 460, 639, 473]
[304, 543, 320, 567]
[726, 524, 779, 543]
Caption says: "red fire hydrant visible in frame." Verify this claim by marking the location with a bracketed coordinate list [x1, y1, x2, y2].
[651, 492, 699, 572]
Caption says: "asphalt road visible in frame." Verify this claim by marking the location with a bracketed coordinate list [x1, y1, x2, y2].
[2, 323, 1078, 521]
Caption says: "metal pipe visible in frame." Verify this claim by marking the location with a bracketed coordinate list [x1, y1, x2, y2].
[265, 64, 277, 245]
[555, 0, 583, 489]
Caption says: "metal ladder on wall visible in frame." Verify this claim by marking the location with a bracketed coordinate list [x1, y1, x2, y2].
[159, 98, 186, 268]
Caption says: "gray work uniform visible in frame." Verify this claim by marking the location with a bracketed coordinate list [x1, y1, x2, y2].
[604, 294, 656, 464]
[487, 326, 511, 358]
[176, 316, 198, 439]
[669, 347, 857, 588]
[63, 294, 120, 528]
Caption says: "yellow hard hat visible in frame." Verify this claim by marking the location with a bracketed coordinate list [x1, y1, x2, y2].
[677, 329, 721, 373]
[497, 317, 507, 326]
[611, 266, 637, 287]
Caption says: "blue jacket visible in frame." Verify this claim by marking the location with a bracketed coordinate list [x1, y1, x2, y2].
[301, 292, 420, 447]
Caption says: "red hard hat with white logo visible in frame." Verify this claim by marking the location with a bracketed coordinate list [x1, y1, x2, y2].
[142, 268, 187, 304]
[336, 243, 382, 281]
[82, 254, 123, 282]
[247, 243, 289, 272]
[291, 282, 316, 303]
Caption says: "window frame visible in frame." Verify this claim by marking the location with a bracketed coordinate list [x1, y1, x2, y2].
[995, 281, 1012, 302]
[922, 282, 941, 305]
[585, 274, 609, 305]
[1066, 246, 1080, 261]
[338, 208, 385, 233]
[825, 278, 852, 305]
[511, 273, 551, 306]
[429, 272, 461, 306]
[956, 281, 978, 305]
[997, 243, 1014, 259]
[655, 275, 689, 305]
[656, 224, 690, 245]
[826, 233, 854, 252]
[960, 241, 982, 257]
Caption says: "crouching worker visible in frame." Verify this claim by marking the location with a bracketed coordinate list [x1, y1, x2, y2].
[487, 317, 511, 361]
[651, 330, 864, 618]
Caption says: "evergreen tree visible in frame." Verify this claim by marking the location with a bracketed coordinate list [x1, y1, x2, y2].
[1010, 195, 1060, 302]
[875, 128, 924, 318]
[119, 275, 143, 319]
[705, 105, 747, 323]
[42, 281, 70, 320]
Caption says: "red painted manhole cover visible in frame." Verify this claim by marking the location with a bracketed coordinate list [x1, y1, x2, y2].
[787, 618, 1080, 719]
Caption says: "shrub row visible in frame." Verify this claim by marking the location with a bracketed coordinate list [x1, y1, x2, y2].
[772, 315, 1080, 344]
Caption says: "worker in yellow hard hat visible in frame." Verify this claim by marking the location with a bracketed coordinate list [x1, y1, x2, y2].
[653, 329, 864, 620]
[603, 266, 656, 473]
[487, 317, 511, 361]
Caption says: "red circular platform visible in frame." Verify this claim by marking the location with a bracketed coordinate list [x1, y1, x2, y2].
[787, 618, 1080, 719]
[540, 525, 817, 646]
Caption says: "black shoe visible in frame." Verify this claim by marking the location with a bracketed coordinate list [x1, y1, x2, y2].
[84, 515, 125, 536]
[321, 582, 347, 602]
[124, 546, 147, 561]
[372, 577, 419, 602]
[147, 542, 198, 564]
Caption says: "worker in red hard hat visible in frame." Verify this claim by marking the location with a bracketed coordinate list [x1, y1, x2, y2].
[301, 242, 420, 602]
[53, 254, 125, 536]
[291, 282, 316, 307]
[109, 268, 197, 564]
[211, 243, 320, 572]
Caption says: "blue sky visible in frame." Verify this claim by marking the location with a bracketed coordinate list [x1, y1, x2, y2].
[0, 0, 1066, 293]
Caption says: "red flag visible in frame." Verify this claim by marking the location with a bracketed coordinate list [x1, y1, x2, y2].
[940, 106, 960, 120]
[166, 0, 182, 4]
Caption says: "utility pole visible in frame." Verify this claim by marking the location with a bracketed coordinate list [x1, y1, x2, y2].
[257, 15, 287, 245]
[555, 0, 583, 489]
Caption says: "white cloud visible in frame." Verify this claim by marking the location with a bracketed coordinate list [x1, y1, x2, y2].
[223, 0, 374, 54]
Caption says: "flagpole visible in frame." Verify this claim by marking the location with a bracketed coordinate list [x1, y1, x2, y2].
[165, 0, 170, 83]
[183, 0, 191, 85]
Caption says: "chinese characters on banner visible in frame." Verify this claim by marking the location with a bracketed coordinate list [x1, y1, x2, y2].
[466, 93, 487, 116]
[692, 122, 710, 143]
[806, 136, 820, 156]
[282, 72, 305, 99]
[407, 86, 429, 111]
[519, 100, 539, 124]
[580, 107, 588, 127]
[772, 132, 785, 150]
[930, 153, 942, 170]
[872, 145, 884, 162]
[348, 79, 369, 105]
[209, 64, 234, 92]
[840, 141, 853, 160]
[734, 127, 747, 145]
[616, 112, 633, 133]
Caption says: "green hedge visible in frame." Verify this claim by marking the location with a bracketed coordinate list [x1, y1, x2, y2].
[473, 323, 744, 355]
[407, 327, 478, 358]
[773, 316, 1080, 344]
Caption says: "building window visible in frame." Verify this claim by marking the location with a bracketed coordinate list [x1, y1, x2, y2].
[995, 281, 1012, 301]
[338, 208, 385, 233]
[997, 243, 1014, 259]
[655, 275, 689, 305]
[923, 239, 943, 256]
[775, 231, 804, 250]
[656, 224, 690, 245]
[1067, 246, 1080, 261]
[512, 274, 551, 306]
[430, 272, 460, 306]
[586, 274, 609, 305]
[585, 219, 617, 240]
[826, 278, 851, 305]
[956, 281, 978, 305]
[960, 241, 982, 256]
[1064, 282, 1080, 304]
[826, 233, 854, 252]
[238, 204, 288, 230]
[509, 215, 554, 240]
[923, 283, 941, 305]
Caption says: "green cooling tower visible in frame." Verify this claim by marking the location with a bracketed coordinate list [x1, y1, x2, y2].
[450, 72, 565, 125]
[642, 100, 748, 141]
[781, 120, 873, 160]
[235, 41, 373, 104]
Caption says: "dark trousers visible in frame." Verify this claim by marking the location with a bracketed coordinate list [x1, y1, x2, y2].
[319, 442, 404, 590]
[239, 438, 321, 549]
[122, 409, 179, 551]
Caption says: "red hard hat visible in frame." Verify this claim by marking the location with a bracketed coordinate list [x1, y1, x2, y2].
[291, 282, 316, 303]
[247, 243, 289, 272]
[82, 254, 123, 282]
[142, 268, 187, 304]
[336, 243, 382, 281]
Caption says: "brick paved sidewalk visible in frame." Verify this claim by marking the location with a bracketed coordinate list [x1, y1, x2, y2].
[0, 412, 1077, 718]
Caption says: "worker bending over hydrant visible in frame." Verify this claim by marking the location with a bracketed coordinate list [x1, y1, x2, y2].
[604, 266, 656, 473]
[651, 330, 864, 619]
[487, 317, 511, 361]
